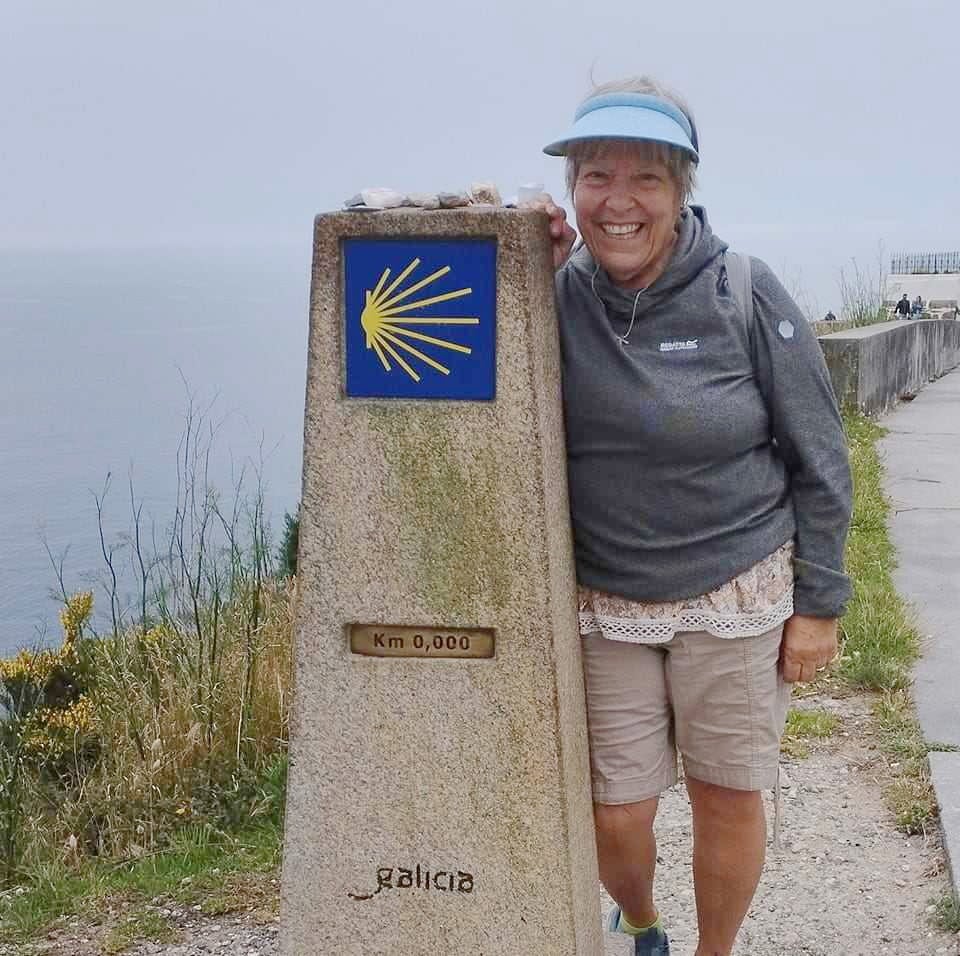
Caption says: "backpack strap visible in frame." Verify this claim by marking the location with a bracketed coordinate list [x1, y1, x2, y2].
[724, 251, 755, 355]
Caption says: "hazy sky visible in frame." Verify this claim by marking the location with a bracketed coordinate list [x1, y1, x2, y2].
[3, 0, 959, 310]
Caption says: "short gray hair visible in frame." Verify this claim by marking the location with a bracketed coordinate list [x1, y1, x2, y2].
[564, 75, 699, 206]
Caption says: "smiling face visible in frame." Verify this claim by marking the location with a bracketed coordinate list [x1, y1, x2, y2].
[572, 141, 683, 290]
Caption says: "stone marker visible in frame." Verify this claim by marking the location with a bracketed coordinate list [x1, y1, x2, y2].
[280, 208, 616, 955]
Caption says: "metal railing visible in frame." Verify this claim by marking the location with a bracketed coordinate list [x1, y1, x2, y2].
[891, 251, 960, 275]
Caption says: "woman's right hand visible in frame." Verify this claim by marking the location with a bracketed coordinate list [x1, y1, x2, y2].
[520, 193, 577, 269]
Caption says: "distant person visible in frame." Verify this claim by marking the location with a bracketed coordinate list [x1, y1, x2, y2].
[895, 294, 911, 318]
[912, 295, 923, 316]
[824, 310, 837, 322]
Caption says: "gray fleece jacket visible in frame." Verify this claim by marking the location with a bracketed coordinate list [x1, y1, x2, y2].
[555, 206, 853, 618]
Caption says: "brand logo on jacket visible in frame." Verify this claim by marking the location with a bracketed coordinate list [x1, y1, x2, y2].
[659, 339, 699, 352]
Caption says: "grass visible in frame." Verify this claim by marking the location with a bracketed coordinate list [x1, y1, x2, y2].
[780, 413, 942, 837]
[103, 909, 178, 954]
[0, 822, 281, 948]
[838, 412, 920, 691]
[782, 706, 839, 758]
[0, 868, 91, 945]
[870, 691, 939, 834]
[814, 412, 947, 837]
[931, 891, 960, 933]
[812, 318, 859, 336]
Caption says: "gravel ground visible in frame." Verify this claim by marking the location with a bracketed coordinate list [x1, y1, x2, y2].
[128, 919, 279, 956]
[16, 693, 959, 955]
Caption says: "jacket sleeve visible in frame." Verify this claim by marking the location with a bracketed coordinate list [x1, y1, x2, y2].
[749, 258, 853, 617]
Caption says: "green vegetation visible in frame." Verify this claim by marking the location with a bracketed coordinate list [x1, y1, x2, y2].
[809, 251, 891, 335]
[811, 318, 859, 336]
[0, 823, 280, 948]
[838, 413, 920, 691]
[837, 254, 890, 329]
[0, 575, 291, 867]
[278, 509, 300, 578]
[0, 574, 290, 947]
[869, 690, 955, 835]
[782, 706, 839, 758]
[819, 413, 940, 837]
[811, 313, 890, 337]
[777, 413, 939, 837]
[369, 409, 515, 617]
[0, 408, 292, 950]
[931, 891, 960, 933]
[103, 909, 178, 955]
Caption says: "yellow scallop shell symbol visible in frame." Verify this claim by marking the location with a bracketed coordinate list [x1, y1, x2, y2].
[360, 258, 479, 382]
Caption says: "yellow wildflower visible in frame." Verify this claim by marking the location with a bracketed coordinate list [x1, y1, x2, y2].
[0, 647, 60, 683]
[20, 696, 97, 759]
[60, 592, 94, 645]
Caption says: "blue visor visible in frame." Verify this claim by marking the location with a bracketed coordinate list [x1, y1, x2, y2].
[543, 92, 699, 163]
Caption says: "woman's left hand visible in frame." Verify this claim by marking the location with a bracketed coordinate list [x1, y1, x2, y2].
[779, 614, 838, 683]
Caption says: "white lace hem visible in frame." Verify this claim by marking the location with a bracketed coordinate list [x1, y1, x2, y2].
[579, 589, 795, 643]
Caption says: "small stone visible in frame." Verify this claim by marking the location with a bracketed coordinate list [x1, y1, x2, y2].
[438, 191, 470, 208]
[359, 187, 406, 209]
[405, 192, 440, 209]
[470, 181, 502, 206]
[517, 182, 546, 205]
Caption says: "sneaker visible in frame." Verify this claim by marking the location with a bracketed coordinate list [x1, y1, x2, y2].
[605, 905, 671, 956]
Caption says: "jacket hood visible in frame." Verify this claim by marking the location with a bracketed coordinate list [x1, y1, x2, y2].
[565, 205, 727, 317]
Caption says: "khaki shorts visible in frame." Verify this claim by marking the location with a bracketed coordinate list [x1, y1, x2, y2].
[581, 626, 790, 804]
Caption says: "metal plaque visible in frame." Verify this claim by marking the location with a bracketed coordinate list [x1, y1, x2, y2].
[349, 623, 495, 660]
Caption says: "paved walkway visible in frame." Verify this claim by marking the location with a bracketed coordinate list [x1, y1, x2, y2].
[879, 366, 960, 892]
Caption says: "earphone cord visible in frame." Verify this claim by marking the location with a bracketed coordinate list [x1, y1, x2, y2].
[590, 262, 646, 347]
[619, 288, 643, 346]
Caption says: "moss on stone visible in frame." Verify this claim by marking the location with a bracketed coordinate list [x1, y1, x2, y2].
[368, 408, 515, 619]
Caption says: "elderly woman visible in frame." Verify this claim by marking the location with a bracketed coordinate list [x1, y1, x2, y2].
[534, 78, 852, 956]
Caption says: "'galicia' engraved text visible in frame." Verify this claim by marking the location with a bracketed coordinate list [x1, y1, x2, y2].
[348, 863, 474, 901]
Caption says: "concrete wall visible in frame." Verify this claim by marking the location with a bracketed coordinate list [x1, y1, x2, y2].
[818, 319, 960, 416]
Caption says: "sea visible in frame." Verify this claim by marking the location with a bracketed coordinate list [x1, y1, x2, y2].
[0, 245, 311, 655]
